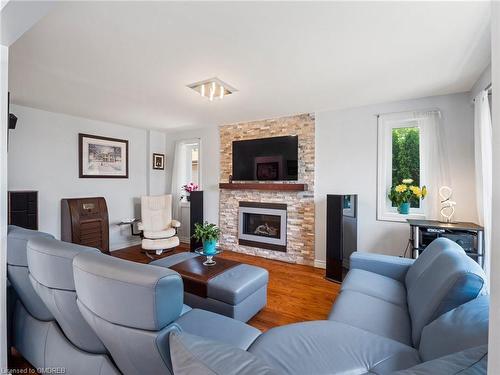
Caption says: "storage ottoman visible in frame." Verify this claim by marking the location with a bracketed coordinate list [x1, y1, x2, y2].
[151, 252, 268, 322]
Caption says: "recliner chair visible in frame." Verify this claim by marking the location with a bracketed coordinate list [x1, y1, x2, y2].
[26, 237, 120, 375]
[138, 194, 181, 258]
[73, 250, 261, 375]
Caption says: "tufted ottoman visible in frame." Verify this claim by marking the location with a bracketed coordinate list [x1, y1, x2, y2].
[151, 252, 268, 322]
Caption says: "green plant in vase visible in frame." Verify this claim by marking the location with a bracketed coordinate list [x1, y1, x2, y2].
[192, 221, 221, 255]
[388, 179, 427, 215]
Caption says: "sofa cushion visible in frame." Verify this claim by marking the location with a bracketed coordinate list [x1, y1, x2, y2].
[28, 237, 98, 290]
[328, 290, 412, 345]
[405, 239, 486, 347]
[248, 321, 420, 375]
[143, 228, 176, 239]
[404, 238, 456, 291]
[393, 345, 487, 374]
[73, 251, 183, 331]
[175, 308, 261, 350]
[341, 269, 407, 307]
[419, 295, 489, 362]
[169, 331, 279, 375]
[151, 252, 199, 268]
[7, 226, 55, 321]
[7, 225, 54, 267]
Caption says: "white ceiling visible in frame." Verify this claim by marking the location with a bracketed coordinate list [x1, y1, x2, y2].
[9, 1, 491, 130]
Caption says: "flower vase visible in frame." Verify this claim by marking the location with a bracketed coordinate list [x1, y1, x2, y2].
[202, 239, 217, 255]
[398, 202, 410, 215]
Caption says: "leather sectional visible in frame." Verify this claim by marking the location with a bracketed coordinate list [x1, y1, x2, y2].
[7, 225, 489, 374]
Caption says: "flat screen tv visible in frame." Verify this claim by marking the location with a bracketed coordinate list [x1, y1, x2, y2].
[232, 136, 298, 181]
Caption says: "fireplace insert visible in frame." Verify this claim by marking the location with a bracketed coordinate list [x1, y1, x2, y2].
[238, 202, 287, 252]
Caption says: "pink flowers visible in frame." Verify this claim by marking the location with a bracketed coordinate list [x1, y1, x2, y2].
[182, 182, 199, 193]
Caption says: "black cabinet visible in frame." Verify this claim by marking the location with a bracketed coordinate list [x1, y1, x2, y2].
[326, 194, 358, 282]
[8, 191, 38, 230]
[190, 191, 204, 251]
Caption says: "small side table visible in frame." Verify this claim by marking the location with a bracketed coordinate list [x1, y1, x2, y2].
[195, 247, 222, 266]
[407, 219, 484, 268]
[118, 219, 142, 237]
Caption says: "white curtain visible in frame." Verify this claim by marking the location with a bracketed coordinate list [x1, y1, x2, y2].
[474, 90, 492, 279]
[417, 110, 451, 220]
[171, 140, 187, 221]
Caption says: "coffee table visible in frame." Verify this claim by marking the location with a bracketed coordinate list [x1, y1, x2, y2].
[151, 252, 269, 322]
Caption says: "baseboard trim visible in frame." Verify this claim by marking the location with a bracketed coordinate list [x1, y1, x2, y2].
[314, 259, 326, 269]
[110, 239, 141, 251]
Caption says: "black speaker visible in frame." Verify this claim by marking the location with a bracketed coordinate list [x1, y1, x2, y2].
[189, 191, 204, 251]
[326, 194, 358, 282]
[9, 113, 17, 130]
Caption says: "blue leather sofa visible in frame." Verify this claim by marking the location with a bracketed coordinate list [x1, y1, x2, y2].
[8, 225, 489, 374]
[169, 238, 489, 374]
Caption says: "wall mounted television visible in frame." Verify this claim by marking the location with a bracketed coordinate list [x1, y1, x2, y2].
[232, 135, 298, 181]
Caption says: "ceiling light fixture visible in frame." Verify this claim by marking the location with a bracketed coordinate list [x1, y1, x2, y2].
[187, 77, 237, 101]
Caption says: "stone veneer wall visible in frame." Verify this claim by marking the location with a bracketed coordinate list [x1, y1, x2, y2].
[219, 113, 315, 265]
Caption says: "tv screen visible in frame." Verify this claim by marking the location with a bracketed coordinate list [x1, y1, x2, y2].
[232, 136, 298, 181]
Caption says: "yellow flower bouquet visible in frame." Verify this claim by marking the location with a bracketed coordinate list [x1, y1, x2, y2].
[388, 179, 427, 214]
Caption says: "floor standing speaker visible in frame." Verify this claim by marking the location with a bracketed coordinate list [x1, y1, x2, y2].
[190, 191, 204, 251]
[326, 194, 358, 282]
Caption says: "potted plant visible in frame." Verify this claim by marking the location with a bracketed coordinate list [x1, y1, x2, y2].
[181, 182, 199, 201]
[388, 178, 427, 215]
[192, 221, 221, 255]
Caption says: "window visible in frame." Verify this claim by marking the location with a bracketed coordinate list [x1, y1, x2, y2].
[171, 138, 202, 205]
[377, 111, 432, 221]
[184, 142, 200, 186]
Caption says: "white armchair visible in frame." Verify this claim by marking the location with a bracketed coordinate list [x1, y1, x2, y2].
[138, 195, 180, 258]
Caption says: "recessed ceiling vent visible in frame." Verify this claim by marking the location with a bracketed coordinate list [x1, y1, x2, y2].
[187, 77, 237, 101]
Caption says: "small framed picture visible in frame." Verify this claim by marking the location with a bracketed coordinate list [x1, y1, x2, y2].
[79, 133, 128, 178]
[153, 153, 165, 170]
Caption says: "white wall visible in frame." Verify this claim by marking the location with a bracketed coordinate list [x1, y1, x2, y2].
[0, 44, 9, 373]
[315, 92, 477, 262]
[470, 63, 491, 100]
[164, 126, 220, 224]
[488, 2, 499, 372]
[147, 129, 168, 195]
[8, 105, 149, 250]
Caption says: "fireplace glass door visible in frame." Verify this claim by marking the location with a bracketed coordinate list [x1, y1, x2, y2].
[243, 213, 281, 239]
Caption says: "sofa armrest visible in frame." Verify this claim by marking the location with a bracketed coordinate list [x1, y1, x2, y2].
[350, 252, 414, 282]
[171, 220, 181, 228]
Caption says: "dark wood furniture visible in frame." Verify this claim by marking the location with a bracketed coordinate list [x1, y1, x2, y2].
[325, 194, 358, 283]
[190, 191, 204, 251]
[219, 182, 307, 191]
[8, 191, 38, 230]
[61, 197, 110, 253]
[170, 256, 240, 298]
[408, 219, 484, 267]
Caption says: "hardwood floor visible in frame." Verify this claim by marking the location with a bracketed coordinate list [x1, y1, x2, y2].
[112, 244, 340, 332]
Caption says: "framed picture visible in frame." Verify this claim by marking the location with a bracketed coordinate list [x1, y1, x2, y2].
[153, 153, 165, 170]
[79, 133, 129, 178]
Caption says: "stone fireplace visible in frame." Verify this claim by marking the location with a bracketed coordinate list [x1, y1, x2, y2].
[238, 202, 287, 252]
[219, 113, 315, 265]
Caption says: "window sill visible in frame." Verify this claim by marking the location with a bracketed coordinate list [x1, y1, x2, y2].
[377, 211, 426, 223]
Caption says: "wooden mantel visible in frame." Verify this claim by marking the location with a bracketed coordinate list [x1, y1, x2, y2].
[219, 182, 307, 191]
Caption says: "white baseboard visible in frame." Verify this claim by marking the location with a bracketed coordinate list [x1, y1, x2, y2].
[314, 259, 326, 269]
[110, 238, 141, 251]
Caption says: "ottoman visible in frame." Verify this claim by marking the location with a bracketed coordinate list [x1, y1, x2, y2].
[151, 252, 268, 322]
